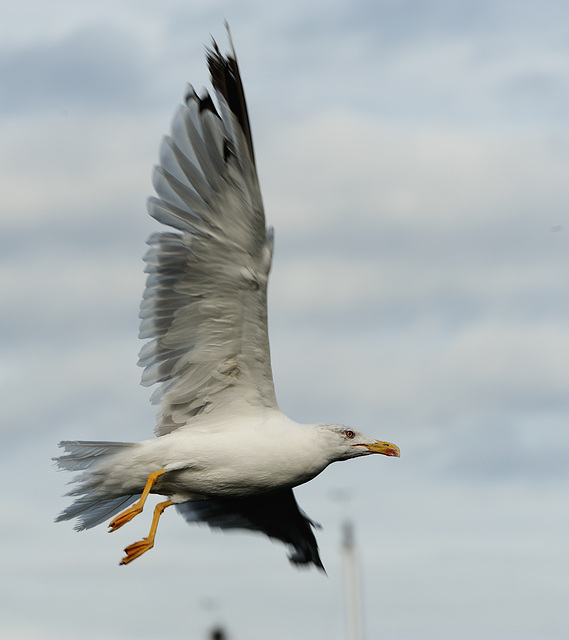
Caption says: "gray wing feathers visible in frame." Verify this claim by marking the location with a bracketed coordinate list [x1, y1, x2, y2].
[141, 44, 277, 435]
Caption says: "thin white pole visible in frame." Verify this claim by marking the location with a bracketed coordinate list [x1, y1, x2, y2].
[342, 520, 364, 640]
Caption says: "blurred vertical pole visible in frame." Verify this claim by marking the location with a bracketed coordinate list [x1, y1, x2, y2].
[342, 520, 364, 640]
[200, 597, 227, 640]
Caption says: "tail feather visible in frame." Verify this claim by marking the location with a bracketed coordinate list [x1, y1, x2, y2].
[55, 440, 134, 470]
[55, 494, 140, 531]
[53, 440, 140, 530]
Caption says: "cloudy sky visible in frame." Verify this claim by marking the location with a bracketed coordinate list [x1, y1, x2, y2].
[2, 1, 569, 638]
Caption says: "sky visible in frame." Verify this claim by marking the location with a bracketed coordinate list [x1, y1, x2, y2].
[2, 1, 569, 638]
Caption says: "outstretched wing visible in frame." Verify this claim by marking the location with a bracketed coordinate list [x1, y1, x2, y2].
[176, 489, 325, 570]
[139, 37, 278, 435]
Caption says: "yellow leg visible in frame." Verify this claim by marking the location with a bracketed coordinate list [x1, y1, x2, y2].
[108, 469, 165, 532]
[119, 499, 173, 565]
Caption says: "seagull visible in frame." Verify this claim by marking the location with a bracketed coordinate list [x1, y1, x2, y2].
[54, 30, 400, 570]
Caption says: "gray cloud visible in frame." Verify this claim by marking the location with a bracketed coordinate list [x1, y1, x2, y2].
[0, 25, 152, 115]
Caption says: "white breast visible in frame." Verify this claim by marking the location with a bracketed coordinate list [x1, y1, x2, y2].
[134, 411, 332, 502]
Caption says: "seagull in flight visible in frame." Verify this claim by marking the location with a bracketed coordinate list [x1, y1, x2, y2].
[54, 30, 400, 570]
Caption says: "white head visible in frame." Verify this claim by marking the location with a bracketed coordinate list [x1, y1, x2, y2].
[317, 424, 400, 463]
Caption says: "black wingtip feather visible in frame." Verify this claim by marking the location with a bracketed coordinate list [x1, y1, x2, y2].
[206, 34, 256, 166]
[197, 92, 219, 116]
[176, 488, 325, 570]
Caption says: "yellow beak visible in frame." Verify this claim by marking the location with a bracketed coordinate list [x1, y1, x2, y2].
[362, 440, 400, 457]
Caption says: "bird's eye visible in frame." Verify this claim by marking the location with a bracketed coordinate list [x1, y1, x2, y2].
[344, 430, 355, 439]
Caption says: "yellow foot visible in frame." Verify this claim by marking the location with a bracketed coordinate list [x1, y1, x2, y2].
[109, 504, 143, 531]
[118, 499, 173, 566]
[119, 537, 154, 565]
